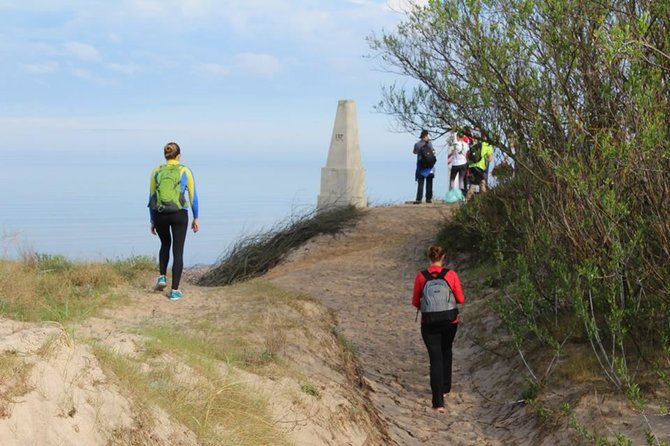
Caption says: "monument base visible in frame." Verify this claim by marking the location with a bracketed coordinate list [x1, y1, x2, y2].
[317, 167, 367, 210]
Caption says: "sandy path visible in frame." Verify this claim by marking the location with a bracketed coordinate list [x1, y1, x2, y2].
[266, 205, 558, 446]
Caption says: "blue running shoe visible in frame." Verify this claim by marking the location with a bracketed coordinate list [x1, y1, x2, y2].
[155, 275, 167, 291]
[167, 290, 183, 301]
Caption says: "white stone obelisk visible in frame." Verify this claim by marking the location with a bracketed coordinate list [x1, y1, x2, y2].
[317, 100, 367, 210]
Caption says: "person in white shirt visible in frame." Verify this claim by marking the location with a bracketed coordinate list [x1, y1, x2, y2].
[448, 131, 469, 194]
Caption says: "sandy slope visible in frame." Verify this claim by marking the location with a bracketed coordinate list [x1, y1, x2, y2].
[266, 204, 563, 445]
[0, 277, 387, 445]
[0, 204, 666, 445]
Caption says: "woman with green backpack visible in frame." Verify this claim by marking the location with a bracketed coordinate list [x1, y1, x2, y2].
[148, 142, 200, 300]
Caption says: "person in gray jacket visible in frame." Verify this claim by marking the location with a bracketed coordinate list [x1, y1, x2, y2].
[413, 130, 436, 204]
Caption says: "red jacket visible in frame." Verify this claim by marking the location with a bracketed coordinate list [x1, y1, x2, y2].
[412, 265, 465, 323]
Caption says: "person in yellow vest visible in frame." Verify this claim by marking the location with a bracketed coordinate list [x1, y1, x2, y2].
[465, 128, 494, 201]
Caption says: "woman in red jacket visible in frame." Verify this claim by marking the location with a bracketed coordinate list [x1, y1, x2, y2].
[412, 245, 465, 413]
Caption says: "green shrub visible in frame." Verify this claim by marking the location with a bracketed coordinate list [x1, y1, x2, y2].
[107, 255, 156, 279]
[33, 253, 73, 272]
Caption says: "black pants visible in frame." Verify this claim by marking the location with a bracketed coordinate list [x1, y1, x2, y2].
[421, 321, 458, 408]
[450, 164, 468, 190]
[470, 166, 486, 184]
[416, 174, 434, 202]
[154, 210, 188, 290]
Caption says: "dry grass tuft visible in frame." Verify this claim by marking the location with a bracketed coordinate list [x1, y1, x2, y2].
[0, 351, 34, 418]
[198, 205, 364, 286]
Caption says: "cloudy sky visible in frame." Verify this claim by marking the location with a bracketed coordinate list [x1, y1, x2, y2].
[1, 0, 427, 161]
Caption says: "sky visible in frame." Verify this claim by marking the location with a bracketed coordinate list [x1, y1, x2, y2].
[0, 0, 429, 162]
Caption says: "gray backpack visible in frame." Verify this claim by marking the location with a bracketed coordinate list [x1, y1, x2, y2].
[420, 269, 458, 323]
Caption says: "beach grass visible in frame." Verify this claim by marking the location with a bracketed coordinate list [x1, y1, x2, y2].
[87, 280, 315, 445]
[0, 254, 155, 323]
[0, 351, 33, 418]
[198, 205, 364, 286]
[92, 341, 290, 446]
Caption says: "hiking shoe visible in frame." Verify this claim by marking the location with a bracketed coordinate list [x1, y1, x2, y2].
[167, 290, 183, 301]
[154, 275, 167, 291]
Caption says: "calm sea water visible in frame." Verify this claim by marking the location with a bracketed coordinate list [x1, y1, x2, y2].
[2, 149, 454, 266]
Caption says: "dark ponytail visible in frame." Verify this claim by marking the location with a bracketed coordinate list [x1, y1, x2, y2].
[427, 245, 446, 262]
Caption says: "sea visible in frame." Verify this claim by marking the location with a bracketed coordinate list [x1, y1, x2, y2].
[2, 149, 455, 266]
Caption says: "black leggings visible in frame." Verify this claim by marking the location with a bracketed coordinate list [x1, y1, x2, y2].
[154, 210, 188, 290]
[421, 321, 458, 408]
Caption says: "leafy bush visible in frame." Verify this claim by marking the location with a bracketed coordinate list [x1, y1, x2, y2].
[372, 0, 670, 433]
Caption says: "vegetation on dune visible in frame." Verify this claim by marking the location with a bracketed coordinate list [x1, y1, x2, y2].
[198, 205, 365, 287]
[0, 243, 368, 444]
[0, 245, 372, 445]
[90, 280, 355, 446]
[93, 325, 288, 445]
[371, 0, 670, 442]
[0, 254, 155, 322]
[0, 351, 33, 418]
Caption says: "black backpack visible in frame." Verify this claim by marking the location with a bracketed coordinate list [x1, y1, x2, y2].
[419, 142, 437, 168]
[467, 141, 482, 164]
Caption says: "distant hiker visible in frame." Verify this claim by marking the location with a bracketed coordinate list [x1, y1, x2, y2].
[148, 142, 200, 301]
[448, 131, 469, 195]
[478, 127, 494, 186]
[465, 127, 494, 201]
[413, 130, 436, 204]
[412, 245, 465, 413]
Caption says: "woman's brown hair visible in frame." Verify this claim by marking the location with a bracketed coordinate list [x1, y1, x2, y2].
[164, 142, 181, 160]
[427, 245, 446, 262]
